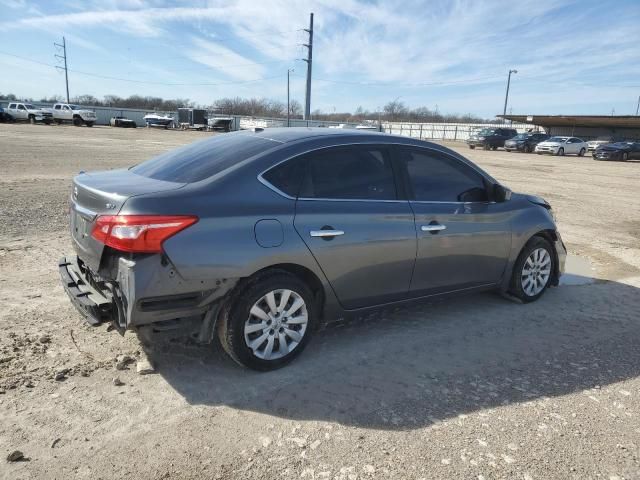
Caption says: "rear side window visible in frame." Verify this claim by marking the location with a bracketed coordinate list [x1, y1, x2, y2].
[262, 159, 304, 197]
[131, 133, 277, 183]
[299, 146, 396, 200]
[401, 148, 488, 202]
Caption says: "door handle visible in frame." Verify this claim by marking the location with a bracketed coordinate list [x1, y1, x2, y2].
[421, 224, 446, 232]
[310, 229, 345, 238]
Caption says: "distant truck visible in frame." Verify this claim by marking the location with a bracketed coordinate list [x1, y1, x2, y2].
[5, 102, 53, 124]
[52, 103, 97, 127]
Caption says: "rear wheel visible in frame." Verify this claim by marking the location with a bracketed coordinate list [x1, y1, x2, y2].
[622, 152, 629, 161]
[578, 148, 586, 157]
[509, 236, 555, 303]
[218, 270, 316, 371]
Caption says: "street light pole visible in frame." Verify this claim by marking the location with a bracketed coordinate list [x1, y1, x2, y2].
[636, 95, 640, 116]
[503, 69, 517, 120]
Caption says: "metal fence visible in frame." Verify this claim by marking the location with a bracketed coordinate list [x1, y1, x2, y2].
[0, 100, 539, 141]
[382, 122, 537, 141]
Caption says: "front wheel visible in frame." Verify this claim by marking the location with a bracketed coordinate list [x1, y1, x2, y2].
[29, 115, 36, 124]
[622, 152, 629, 161]
[73, 117, 82, 126]
[578, 148, 586, 157]
[85, 121, 94, 127]
[509, 237, 555, 303]
[218, 270, 316, 371]
[557, 147, 565, 156]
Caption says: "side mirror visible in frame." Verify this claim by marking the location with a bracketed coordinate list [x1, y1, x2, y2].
[494, 184, 512, 202]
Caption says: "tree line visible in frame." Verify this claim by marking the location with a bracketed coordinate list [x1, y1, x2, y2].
[1, 92, 493, 123]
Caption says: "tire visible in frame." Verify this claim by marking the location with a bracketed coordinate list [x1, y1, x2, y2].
[525, 144, 532, 153]
[44, 120, 51, 125]
[469, 145, 475, 149]
[73, 117, 82, 126]
[557, 147, 564, 156]
[491, 146, 498, 151]
[578, 148, 586, 157]
[483, 144, 490, 151]
[622, 152, 629, 161]
[85, 121, 94, 127]
[509, 236, 555, 303]
[29, 115, 36, 124]
[217, 270, 317, 371]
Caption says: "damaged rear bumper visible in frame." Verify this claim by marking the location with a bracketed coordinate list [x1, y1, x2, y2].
[59, 256, 114, 326]
[59, 254, 237, 336]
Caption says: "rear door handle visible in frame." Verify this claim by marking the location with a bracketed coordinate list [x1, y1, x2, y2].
[310, 229, 345, 238]
[421, 224, 446, 232]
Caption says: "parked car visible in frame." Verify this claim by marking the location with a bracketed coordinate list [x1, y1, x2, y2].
[0, 106, 13, 122]
[59, 128, 566, 371]
[110, 116, 136, 128]
[504, 132, 550, 153]
[592, 141, 640, 161]
[466, 127, 518, 150]
[535, 136, 587, 156]
[5, 102, 53, 124]
[52, 103, 97, 126]
[587, 136, 618, 152]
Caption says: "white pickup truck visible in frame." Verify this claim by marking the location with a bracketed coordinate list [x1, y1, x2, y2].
[52, 103, 97, 127]
[5, 102, 53, 124]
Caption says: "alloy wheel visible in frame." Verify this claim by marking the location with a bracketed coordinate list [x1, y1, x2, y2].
[521, 248, 552, 297]
[244, 289, 308, 360]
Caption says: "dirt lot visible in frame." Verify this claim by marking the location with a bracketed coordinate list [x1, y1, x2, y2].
[1, 123, 639, 480]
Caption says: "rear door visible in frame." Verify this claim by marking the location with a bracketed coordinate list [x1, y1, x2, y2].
[398, 146, 512, 296]
[293, 145, 417, 309]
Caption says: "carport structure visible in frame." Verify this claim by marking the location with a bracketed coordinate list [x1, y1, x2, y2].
[498, 115, 640, 141]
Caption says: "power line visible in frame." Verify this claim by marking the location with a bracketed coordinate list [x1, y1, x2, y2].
[0, 50, 287, 86]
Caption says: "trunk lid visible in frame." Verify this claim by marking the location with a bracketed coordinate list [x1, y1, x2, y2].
[70, 168, 185, 271]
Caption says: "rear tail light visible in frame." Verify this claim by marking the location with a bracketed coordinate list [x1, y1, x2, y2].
[91, 215, 198, 253]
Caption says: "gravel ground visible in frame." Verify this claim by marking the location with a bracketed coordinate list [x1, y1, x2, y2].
[1, 123, 639, 480]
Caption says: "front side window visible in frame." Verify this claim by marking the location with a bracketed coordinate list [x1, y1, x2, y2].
[18, 105, 26, 110]
[299, 146, 396, 200]
[54, 105, 61, 110]
[401, 148, 488, 203]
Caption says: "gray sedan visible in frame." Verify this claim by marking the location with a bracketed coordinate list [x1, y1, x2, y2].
[59, 128, 566, 370]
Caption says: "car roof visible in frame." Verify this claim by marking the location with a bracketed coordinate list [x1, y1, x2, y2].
[247, 127, 395, 143]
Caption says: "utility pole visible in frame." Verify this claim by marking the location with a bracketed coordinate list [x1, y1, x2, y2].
[302, 13, 314, 120]
[503, 69, 517, 121]
[287, 68, 294, 127]
[636, 95, 639, 116]
[54, 37, 70, 103]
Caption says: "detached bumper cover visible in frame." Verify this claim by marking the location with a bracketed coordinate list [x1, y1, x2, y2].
[58, 256, 114, 325]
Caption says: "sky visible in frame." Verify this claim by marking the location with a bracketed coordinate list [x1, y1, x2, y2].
[0, 0, 639, 118]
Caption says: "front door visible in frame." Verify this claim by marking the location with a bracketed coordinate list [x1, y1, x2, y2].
[293, 145, 417, 309]
[398, 147, 512, 296]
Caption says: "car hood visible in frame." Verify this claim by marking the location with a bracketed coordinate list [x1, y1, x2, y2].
[537, 142, 561, 147]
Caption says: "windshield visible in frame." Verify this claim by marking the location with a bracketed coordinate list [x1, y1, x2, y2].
[131, 133, 278, 183]
[477, 129, 496, 136]
[24, 104, 35, 109]
[548, 136, 568, 143]
[513, 134, 530, 140]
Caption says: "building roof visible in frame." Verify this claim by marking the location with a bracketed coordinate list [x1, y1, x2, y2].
[498, 115, 640, 129]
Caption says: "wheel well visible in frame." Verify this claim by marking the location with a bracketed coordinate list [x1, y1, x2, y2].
[253, 263, 326, 308]
[531, 229, 560, 285]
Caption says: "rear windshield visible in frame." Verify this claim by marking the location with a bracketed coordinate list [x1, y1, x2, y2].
[131, 133, 277, 183]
